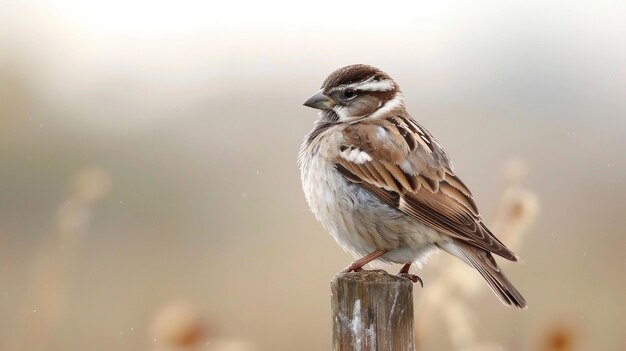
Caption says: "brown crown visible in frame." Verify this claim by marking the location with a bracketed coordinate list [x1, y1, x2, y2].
[322, 64, 392, 91]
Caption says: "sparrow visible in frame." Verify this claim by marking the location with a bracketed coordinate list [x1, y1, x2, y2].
[299, 64, 526, 308]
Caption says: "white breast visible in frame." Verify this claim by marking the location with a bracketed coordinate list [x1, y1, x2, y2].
[299, 137, 443, 266]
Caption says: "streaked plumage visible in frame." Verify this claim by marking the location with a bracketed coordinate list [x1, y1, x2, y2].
[299, 64, 526, 308]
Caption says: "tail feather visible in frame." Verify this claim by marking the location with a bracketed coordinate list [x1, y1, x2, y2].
[441, 242, 527, 309]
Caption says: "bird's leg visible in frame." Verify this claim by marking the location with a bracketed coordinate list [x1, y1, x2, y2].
[342, 250, 388, 273]
[397, 263, 423, 287]
[399, 262, 411, 274]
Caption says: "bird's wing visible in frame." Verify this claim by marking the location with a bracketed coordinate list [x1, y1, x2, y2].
[336, 115, 517, 260]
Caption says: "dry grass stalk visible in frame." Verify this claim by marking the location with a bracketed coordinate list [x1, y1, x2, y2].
[2, 167, 111, 351]
[150, 301, 255, 351]
[151, 301, 210, 350]
[415, 159, 539, 350]
[539, 322, 581, 351]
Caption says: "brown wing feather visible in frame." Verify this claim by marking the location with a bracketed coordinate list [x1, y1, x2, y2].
[337, 116, 517, 261]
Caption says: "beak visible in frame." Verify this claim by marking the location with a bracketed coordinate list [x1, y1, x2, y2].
[303, 89, 335, 110]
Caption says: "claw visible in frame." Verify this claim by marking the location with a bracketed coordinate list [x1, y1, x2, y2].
[397, 272, 423, 287]
[342, 266, 364, 273]
[342, 250, 388, 273]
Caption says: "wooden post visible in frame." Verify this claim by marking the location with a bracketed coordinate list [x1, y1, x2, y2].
[331, 270, 415, 351]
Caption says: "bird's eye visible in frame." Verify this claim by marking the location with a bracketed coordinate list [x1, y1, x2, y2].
[342, 88, 357, 100]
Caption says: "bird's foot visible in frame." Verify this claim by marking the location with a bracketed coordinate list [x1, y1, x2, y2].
[342, 250, 389, 273]
[397, 272, 423, 287]
[342, 266, 365, 273]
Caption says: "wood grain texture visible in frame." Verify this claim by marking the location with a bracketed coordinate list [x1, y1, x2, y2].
[331, 270, 415, 351]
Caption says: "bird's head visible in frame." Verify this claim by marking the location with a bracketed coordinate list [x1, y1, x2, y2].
[303, 64, 404, 121]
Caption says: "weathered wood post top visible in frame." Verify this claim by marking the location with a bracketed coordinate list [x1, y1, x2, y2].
[331, 270, 415, 351]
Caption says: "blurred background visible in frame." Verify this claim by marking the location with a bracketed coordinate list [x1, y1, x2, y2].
[1, 1, 625, 350]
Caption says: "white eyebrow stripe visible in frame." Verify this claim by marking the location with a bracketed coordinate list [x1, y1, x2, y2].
[346, 78, 395, 92]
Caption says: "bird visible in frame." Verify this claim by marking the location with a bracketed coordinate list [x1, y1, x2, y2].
[298, 64, 527, 308]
